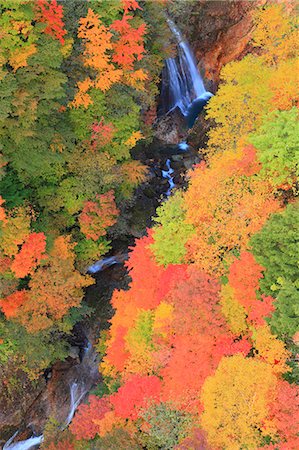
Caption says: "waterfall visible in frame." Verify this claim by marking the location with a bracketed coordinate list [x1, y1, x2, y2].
[3, 432, 43, 450]
[64, 382, 88, 427]
[160, 19, 212, 126]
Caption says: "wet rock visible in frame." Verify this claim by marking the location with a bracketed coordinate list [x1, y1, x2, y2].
[173, 174, 182, 185]
[170, 160, 183, 171]
[154, 109, 187, 144]
[69, 346, 80, 360]
[172, 154, 185, 163]
[188, 110, 212, 150]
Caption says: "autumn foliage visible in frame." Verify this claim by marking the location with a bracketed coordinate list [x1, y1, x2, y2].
[70, 396, 111, 440]
[0, 1, 297, 449]
[36, 0, 67, 44]
[72, 2, 147, 107]
[183, 146, 280, 275]
[69, 5, 298, 449]
[79, 191, 119, 241]
[10, 232, 47, 278]
[0, 207, 93, 332]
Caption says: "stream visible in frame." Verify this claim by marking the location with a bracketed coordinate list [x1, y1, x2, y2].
[2, 19, 211, 450]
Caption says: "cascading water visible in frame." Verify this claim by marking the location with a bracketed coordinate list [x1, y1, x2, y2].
[162, 159, 175, 196]
[3, 341, 97, 450]
[3, 432, 43, 450]
[87, 253, 128, 274]
[160, 19, 212, 127]
[64, 382, 88, 427]
[87, 255, 119, 274]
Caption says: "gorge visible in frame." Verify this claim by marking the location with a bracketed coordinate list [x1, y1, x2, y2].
[1, 1, 297, 449]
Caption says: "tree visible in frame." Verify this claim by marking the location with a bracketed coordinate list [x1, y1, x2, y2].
[205, 4, 298, 156]
[0, 0, 38, 71]
[151, 191, 194, 266]
[10, 232, 47, 278]
[101, 244, 188, 380]
[252, 3, 298, 65]
[138, 403, 194, 450]
[0, 290, 28, 319]
[111, 11, 146, 71]
[201, 355, 277, 449]
[249, 108, 299, 187]
[228, 251, 275, 327]
[109, 374, 162, 420]
[250, 203, 298, 295]
[45, 439, 75, 450]
[125, 233, 165, 310]
[70, 395, 110, 441]
[206, 56, 273, 154]
[0, 205, 31, 257]
[79, 191, 119, 241]
[270, 281, 299, 339]
[91, 428, 141, 450]
[0, 3, 69, 186]
[36, 0, 67, 44]
[267, 380, 299, 450]
[124, 310, 156, 375]
[14, 236, 93, 332]
[183, 147, 280, 275]
[160, 268, 250, 412]
[252, 325, 290, 375]
[250, 202, 299, 339]
[0, 196, 6, 222]
[72, 8, 122, 104]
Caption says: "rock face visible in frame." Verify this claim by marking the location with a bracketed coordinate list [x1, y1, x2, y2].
[191, 0, 266, 87]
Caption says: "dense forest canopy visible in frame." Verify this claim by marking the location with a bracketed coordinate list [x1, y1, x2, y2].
[0, 1, 298, 449]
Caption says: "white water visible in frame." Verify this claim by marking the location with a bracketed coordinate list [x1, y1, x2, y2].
[87, 255, 119, 274]
[4, 342, 93, 450]
[162, 159, 175, 196]
[161, 19, 212, 121]
[178, 141, 189, 151]
[64, 381, 88, 427]
[3, 432, 43, 450]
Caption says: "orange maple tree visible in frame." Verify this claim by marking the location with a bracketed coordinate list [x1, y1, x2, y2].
[72, 8, 122, 107]
[10, 232, 47, 278]
[160, 267, 251, 412]
[0, 196, 6, 222]
[0, 290, 28, 319]
[228, 251, 275, 327]
[72, 1, 147, 107]
[266, 380, 299, 449]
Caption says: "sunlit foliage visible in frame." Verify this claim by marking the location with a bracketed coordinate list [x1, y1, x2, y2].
[201, 355, 278, 449]
[184, 147, 279, 275]
[0, 1, 297, 447]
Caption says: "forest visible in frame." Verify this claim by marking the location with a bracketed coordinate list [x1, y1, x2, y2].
[0, 0, 298, 449]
